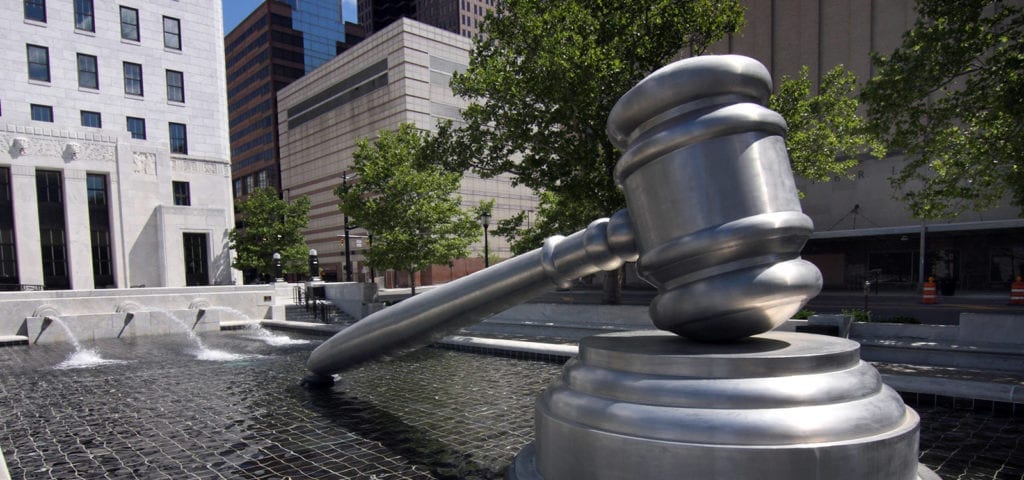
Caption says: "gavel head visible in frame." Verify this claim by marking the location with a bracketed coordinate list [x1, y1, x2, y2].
[607, 55, 822, 342]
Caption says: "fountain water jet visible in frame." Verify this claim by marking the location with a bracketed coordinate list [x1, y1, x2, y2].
[45, 317, 126, 369]
[202, 306, 309, 346]
[142, 309, 251, 361]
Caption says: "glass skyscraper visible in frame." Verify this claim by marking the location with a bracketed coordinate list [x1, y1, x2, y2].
[225, 0, 365, 257]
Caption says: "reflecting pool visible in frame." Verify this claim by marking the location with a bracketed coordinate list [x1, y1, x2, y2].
[0, 331, 1020, 479]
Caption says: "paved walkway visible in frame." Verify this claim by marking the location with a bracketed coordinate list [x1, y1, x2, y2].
[261, 312, 1024, 408]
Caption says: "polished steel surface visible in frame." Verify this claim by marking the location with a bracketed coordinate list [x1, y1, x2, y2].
[306, 211, 637, 374]
[309, 55, 822, 374]
[513, 331, 930, 480]
[311, 54, 936, 479]
[608, 54, 822, 341]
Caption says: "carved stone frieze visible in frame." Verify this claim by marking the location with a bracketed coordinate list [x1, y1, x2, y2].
[171, 158, 227, 176]
[0, 133, 114, 162]
[132, 151, 158, 175]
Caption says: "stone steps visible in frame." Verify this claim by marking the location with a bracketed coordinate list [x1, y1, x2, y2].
[284, 303, 354, 325]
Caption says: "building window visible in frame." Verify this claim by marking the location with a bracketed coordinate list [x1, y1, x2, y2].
[37, 170, 69, 290]
[87, 174, 113, 288]
[257, 170, 268, 188]
[127, 116, 146, 139]
[166, 70, 184, 102]
[173, 181, 190, 206]
[77, 53, 98, 89]
[169, 122, 187, 154]
[163, 16, 181, 50]
[27, 44, 50, 82]
[0, 167, 19, 287]
[80, 110, 101, 128]
[245, 175, 254, 194]
[24, 0, 46, 22]
[120, 7, 139, 41]
[31, 104, 53, 122]
[87, 174, 107, 206]
[234, 179, 243, 198]
[74, 0, 94, 32]
[123, 62, 143, 96]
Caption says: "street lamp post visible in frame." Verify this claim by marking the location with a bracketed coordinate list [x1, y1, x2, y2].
[273, 252, 283, 282]
[308, 249, 320, 281]
[480, 211, 491, 268]
[342, 171, 354, 282]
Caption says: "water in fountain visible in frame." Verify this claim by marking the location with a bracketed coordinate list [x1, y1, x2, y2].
[143, 309, 253, 361]
[204, 306, 309, 346]
[47, 317, 126, 369]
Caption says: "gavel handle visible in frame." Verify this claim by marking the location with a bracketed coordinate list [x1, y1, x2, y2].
[306, 209, 638, 376]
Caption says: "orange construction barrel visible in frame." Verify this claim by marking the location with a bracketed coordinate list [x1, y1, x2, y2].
[922, 277, 937, 304]
[1011, 276, 1024, 305]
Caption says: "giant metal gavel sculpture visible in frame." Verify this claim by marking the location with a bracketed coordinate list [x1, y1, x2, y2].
[307, 55, 823, 376]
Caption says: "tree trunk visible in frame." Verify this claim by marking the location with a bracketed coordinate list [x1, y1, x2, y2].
[409, 270, 416, 296]
[603, 265, 623, 305]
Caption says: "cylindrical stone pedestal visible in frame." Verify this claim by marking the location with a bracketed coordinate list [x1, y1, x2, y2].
[509, 331, 940, 480]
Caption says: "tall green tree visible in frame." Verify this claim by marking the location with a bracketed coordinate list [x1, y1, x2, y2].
[435, 0, 746, 243]
[229, 188, 311, 280]
[336, 123, 480, 294]
[861, 0, 1024, 218]
[770, 65, 886, 187]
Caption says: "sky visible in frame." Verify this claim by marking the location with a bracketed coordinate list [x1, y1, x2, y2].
[222, 0, 359, 34]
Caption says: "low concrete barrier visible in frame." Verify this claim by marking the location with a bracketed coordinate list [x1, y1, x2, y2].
[0, 285, 279, 344]
[959, 313, 1024, 345]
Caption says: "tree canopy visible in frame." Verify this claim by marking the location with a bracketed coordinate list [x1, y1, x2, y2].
[435, 0, 746, 249]
[770, 65, 886, 187]
[228, 188, 311, 280]
[336, 123, 480, 291]
[860, 0, 1024, 218]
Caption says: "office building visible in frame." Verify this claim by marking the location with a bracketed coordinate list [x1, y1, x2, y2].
[226, 0, 365, 201]
[358, 0, 495, 38]
[277, 18, 537, 282]
[713, 0, 1023, 292]
[0, 0, 236, 289]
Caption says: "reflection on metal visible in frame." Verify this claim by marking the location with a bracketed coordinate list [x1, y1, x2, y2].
[308, 53, 821, 372]
[307, 211, 638, 375]
[308, 55, 936, 479]
[606, 54, 821, 341]
[509, 331, 936, 480]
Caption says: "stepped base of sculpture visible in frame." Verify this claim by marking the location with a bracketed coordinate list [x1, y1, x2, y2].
[508, 331, 941, 480]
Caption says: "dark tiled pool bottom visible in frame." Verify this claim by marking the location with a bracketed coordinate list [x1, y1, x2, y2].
[1, 332, 1022, 480]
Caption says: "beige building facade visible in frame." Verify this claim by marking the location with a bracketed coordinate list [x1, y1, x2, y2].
[277, 18, 537, 281]
[712, 0, 1024, 292]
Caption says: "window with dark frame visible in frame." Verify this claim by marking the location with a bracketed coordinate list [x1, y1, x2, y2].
[77, 53, 98, 89]
[127, 116, 146, 139]
[24, 0, 46, 22]
[88, 173, 113, 287]
[74, 0, 94, 31]
[120, 6, 140, 41]
[37, 170, 69, 290]
[31, 104, 53, 122]
[27, 44, 50, 82]
[172, 181, 191, 206]
[123, 62, 143, 96]
[163, 16, 181, 49]
[81, 110, 101, 128]
[169, 122, 188, 154]
[0, 167, 19, 286]
[166, 70, 184, 102]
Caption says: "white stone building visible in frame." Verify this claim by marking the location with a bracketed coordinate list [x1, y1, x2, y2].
[277, 18, 538, 281]
[0, 0, 237, 289]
